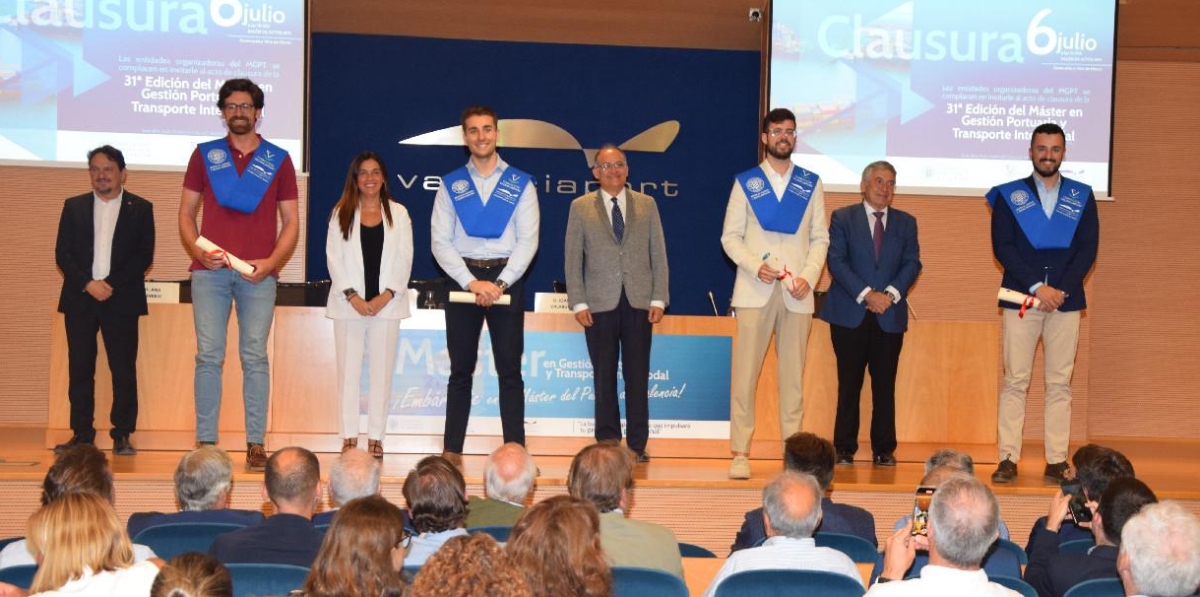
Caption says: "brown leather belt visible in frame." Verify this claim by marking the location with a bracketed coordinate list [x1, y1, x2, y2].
[463, 257, 509, 268]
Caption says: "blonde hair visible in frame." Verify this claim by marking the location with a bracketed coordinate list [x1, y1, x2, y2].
[27, 492, 134, 593]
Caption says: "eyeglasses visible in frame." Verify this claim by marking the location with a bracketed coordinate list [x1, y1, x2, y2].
[396, 529, 413, 549]
[595, 161, 627, 171]
[223, 102, 256, 113]
[768, 128, 797, 138]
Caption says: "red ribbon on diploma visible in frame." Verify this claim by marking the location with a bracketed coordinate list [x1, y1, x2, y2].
[205, 249, 232, 271]
[1019, 294, 1036, 319]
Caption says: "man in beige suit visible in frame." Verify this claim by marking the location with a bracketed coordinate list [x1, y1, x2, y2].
[721, 108, 829, 479]
[565, 145, 669, 462]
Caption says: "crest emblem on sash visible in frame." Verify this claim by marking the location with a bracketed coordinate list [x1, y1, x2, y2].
[746, 177, 766, 193]
[207, 149, 228, 165]
[451, 180, 470, 194]
[1011, 190, 1030, 206]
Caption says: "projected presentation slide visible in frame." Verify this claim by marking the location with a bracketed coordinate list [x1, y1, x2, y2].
[0, 0, 305, 168]
[771, 0, 1115, 196]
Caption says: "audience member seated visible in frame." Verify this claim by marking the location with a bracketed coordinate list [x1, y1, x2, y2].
[150, 552, 232, 597]
[507, 495, 611, 597]
[868, 475, 1020, 596]
[402, 455, 469, 567]
[409, 533, 531, 597]
[1025, 477, 1157, 597]
[567, 441, 684, 578]
[1025, 444, 1134, 551]
[297, 495, 407, 597]
[26, 492, 162, 596]
[313, 448, 384, 527]
[1117, 501, 1200, 597]
[0, 444, 156, 569]
[730, 432, 876, 553]
[892, 449, 1012, 539]
[466, 443, 537, 528]
[208, 446, 325, 567]
[127, 446, 265, 538]
[707, 471, 862, 597]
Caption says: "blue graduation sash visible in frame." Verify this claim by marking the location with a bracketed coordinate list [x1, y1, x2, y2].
[442, 165, 531, 239]
[735, 165, 817, 234]
[988, 178, 1090, 249]
[198, 138, 287, 214]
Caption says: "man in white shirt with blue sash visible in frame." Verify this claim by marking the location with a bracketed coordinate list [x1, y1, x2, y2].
[987, 123, 1099, 485]
[721, 108, 829, 480]
[431, 105, 539, 469]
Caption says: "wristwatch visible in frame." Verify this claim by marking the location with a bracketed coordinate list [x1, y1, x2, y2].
[496, 280, 509, 292]
[343, 288, 358, 299]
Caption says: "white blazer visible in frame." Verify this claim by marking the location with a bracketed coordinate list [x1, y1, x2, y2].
[720, 163, 830, 314]
[325, 201, 414, 320]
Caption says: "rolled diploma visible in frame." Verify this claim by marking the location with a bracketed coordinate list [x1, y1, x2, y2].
[195, 236, 256, 276]
[997, 287, 1041, 308]
[448, 291, 512, 306]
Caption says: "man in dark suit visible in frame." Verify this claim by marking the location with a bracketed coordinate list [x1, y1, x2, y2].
[730, 432, 876, 553]
[818, 161, 920, 466]
[54, 145, 155, 456]
[1025, 477, 1157, 597]
[564, 145, 669, 462]
[987, 122, 1099, 484]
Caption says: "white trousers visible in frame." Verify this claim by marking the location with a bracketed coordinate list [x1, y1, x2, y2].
[333, 318, 401, 440]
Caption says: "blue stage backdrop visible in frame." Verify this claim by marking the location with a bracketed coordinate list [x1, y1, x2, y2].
[309, 34, 759, 315]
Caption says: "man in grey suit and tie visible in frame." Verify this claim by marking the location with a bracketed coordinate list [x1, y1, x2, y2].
[565, 145, 669, 462]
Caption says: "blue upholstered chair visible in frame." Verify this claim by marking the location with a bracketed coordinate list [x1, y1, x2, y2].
[991, 575, 1039, 597]
[1061, 577, 1125, 597]
[611, 566, 688, 597]
[714, 569, 865, 597]
[225, 563, 310, 597]
[131, 522, 244, 560]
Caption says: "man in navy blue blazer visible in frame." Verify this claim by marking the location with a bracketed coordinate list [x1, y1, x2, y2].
[987, 123, 1099, 485]
[730, 432, 876, 553]
[818, 161, 921, 466]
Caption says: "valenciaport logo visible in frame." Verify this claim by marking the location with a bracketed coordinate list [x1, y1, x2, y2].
[1011, 190, 1029, 206]
[396, 119, 682, 199]
[207, 148, 227, 164]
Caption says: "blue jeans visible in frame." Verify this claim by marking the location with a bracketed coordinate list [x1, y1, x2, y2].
[191, 269, 277, 444]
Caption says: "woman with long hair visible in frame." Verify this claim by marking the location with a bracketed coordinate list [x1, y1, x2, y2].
[26, 492, 161, 596]
[299, 495, 407, 597]
[325, 151, 413, 459]
[150, 552, 232, 597]
[507, 495, 612, 597]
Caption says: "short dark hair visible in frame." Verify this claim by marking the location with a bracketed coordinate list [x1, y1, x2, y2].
[782, 432, 834, 491]
[1031, 122, 1066, 144]
[461, 105, 498, 130]
[264, 447, 321, 505]
[87, 145, 126, 171]
[1099, 477, 1157, 546]
[1075, 445, 1134, 501]
[407, 456, 468, 533]
[217, 78, 265, 110]
[42, 444, 113, 506]
[568, 442, 634, 513]
[762, 108, 796, 133]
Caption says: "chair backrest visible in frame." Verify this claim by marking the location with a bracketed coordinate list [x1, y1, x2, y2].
[991, 575, 1039, 597]
[901, 538, 1024, 579]
[1061, 577, 1125, 597]
[679, 541, 717, 558]
[815, 532, 880, 564]
[714, 569, 865, 597]
[0, 537, 24, 551]
[0, 564, 37, 590]
[225, 563, 310, 597]
[132, 522, 245, 560]
[467, 525, 511, 543]
[1058, 538, 1097, 555]
[611, 566, 688, 597]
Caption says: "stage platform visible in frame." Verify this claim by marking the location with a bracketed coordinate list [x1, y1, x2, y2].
[1, 428, 1196, 560]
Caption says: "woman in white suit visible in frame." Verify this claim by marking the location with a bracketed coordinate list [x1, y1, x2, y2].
[326, 151, 413, 459]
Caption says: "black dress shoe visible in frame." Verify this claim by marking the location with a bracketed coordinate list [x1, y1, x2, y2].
[836, 452, 855, 465]
[53, 436, 93, 455]
[991, 456, 1018, 484]
[873, 453, 897, 467]
[1043, 461, 1071, 483]
[635, 450, 651, 464]
[113, 436, 137, 456]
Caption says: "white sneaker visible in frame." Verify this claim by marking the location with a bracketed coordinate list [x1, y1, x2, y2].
[728, 455, 751, 479]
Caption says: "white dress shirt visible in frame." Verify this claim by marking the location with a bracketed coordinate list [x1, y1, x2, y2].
[91, 190, 123, 280]
[702, 536, 863, 597]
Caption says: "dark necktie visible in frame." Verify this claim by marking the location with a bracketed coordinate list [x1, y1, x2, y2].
[873, 211, 884, 259]
[612, 197, 625, 242]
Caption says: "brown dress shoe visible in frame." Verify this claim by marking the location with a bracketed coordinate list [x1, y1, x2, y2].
[441, 451, 463, 469]
[247, 443, 268, 472]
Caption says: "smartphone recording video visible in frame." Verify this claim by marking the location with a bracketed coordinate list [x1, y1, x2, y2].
[911, 486, 936, 536]
[1060, 480, 1094, 524]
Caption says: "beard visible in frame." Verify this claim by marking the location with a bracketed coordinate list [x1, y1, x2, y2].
[766, 140, 793, 160]
[1033, 158, 1060, 178]
[226, 117, 254, 134]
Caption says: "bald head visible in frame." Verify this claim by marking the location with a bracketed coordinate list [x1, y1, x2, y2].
[485, 443, 536, 504]
[330, 448, 381, 507]
[763, 471, 823, 539]
[265, 447, 321, 514]
[928, 476, 1000, 569]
